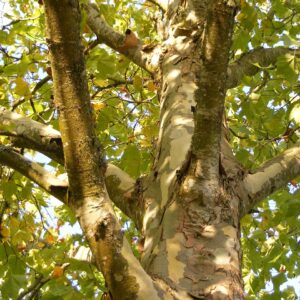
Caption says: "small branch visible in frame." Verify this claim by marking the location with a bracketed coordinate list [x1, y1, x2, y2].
[16, 275, 50, 300]
[84, 38, 101, 55]
[12, 75, 51, 111]
[83, 2, 161, 74]
[146, 0, 166, 13]
[241, 141, 300, 215]
[91, 78, 133, 99]
[152, 0, 169, 11]
[227, 47, 300, 89]
[0, 145, 68, 202]
[0, 45, 20, 60]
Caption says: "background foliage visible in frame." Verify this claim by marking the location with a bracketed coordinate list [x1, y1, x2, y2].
[0, 0, 299, 298]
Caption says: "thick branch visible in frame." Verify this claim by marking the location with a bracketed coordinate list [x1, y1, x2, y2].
[83, 2, 161, 74]
[191, 2, 237, 201]
[242, 142, 300, 215]
[0, 108, 142, 227]
[0, 108, 64, 164]
[0, 145, 68, 202]
[227, 47, 300, 89]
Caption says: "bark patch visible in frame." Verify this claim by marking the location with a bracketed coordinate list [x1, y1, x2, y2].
[95, 216, 115, 241]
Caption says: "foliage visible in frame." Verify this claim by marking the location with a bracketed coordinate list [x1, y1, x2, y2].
[0, 0, 299, 298]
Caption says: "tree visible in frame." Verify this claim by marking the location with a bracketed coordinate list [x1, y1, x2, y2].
[0, 0, 299, 298]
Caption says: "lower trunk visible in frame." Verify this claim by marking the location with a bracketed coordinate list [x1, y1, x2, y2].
[142, 175, 244, 299]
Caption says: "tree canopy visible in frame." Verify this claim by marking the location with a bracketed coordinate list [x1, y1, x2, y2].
[0, 0, 299, 299]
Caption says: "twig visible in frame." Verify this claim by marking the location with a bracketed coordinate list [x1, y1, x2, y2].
[12, 76, 51, 111]
[17, 275, 50, 300]
[146, 0, 166, 13]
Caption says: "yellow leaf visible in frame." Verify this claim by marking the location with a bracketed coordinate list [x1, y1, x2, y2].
[128, 135, 135, 142]
[279, 264, 286, 273]
[15, 77, 30, 96]
[37, 241, 46, 249]
[92, 102, 106, 111]
[52, 266, 64, 278]
[94, 79, 109, 87]
[10, 217, 20, 228]
[45, 234, 56, 245]
[290, 179, 298, 187]
[0, 226, 10, 238]
[17, 241, 27, 252]
[147, 81, 156, 92]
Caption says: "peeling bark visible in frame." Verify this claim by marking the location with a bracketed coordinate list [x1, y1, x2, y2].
[141, 1, 244, 299]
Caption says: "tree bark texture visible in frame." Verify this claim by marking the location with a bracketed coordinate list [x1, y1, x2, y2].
[1, 0, 299, 299]
[43, 1, 160, 299]
[140, 1, 244, 299]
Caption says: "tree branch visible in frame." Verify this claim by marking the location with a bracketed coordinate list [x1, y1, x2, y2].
[16, 275, 50, 300]
[146, 0, 166, 13]
[227, 47, 300, 89]
[12, 75, 51, 111]
[0, 107, 64, 164]
[83, 2, 161, 74]
[0, 108, 143, 227]
[241, 142, 300, 215]
[0, 145, 68, 202]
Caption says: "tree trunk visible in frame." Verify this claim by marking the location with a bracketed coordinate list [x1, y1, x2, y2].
[141, 1, 244, 299]
[1, 0, 300, 299]
[43, 1, 160, 299]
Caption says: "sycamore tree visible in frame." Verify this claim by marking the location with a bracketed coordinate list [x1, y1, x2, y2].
[0, 0, 299, 299]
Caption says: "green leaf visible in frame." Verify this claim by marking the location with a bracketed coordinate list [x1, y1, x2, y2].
[54, 205, 77, 225]
[119, 144, 141, 178]
[232, 29, 251, 51]
[276, 55, 298, 83]
[133, 75, 143, 91]
[42, 280, 75, 298]
[1, 273, 27, 298]
[1, 181, 17, 201]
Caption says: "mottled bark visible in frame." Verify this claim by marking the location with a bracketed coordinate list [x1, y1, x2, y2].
[141, 1, 243, 299]
[0, 107, 63, 164]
